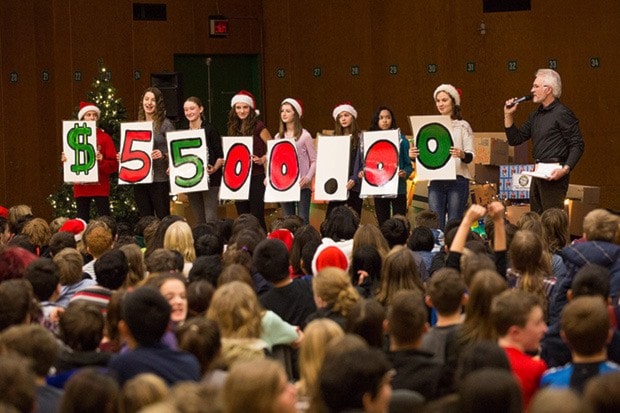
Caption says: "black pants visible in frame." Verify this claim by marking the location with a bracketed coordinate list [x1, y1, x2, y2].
[76, 196, 110, 221]
[530, 174, 570, 215]
[134, 181, 171, 218]
[374, 194, 407, 227]
[234, 173, 267, 230]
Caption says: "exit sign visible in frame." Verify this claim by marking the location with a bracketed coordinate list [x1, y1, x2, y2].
[209, 16, 229, 37]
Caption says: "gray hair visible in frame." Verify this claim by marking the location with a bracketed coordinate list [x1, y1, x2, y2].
[536, 69, 562, 98]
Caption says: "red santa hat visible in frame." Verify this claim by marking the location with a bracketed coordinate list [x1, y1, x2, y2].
[0, 206, 8, 219]
[268, 228, 294, 252]
[433, 84, 462, 106]
[311, 240, 349, 275]
[281, 98, 304, 118]
[231, 90, 260, 115]
[332, 102, 358, 121]
[59, 218, 87, 242]
[77, 101, 101, 120]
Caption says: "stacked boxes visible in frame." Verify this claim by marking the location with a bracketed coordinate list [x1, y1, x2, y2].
[565, 184, 601, 236]
[499, 164, 535, 200]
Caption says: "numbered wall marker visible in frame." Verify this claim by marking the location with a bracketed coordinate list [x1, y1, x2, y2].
[276, 68, 286, 78]
[590, 57, 600, 68]
[62, 121, 99, 184]
[388, 65, 398, 75]
[548, 59, 557, 69]
[312, 67, 322, 77]
[466, 62, 476, 72]
[427, 64, 438, 74]
[508, 60, 518, 71]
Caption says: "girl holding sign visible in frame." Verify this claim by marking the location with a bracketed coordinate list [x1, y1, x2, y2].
[183, 97, 224, 224]
[368, 106, 413, 226]
[274, 98, 317, 225]
[61, 102, 118, 221]
[225, 90, 272, 230]
[409, 85, 474, 229]
[135, 87, 175, 218]
[326, 102, 364, 219]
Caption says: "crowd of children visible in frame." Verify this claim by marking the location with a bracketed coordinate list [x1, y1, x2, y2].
[0, 200, 619, 413]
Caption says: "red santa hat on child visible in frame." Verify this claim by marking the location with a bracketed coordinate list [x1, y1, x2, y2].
[77, 101, 101, 121]
[0, 206, 8, 219]
[231, 90, 260, 116]
[59, 218, 87, 242]
[332, 102, 358, 121]
[311, 239, 350, 275]
[268, 228, 294, 252]
[433, 84, 462, 107]
[281, 98, 304, 118]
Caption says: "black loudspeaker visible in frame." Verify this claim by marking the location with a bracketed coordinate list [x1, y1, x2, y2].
[151, 72, 183, 120]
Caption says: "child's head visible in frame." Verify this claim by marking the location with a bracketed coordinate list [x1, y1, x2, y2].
[312, 267, 360, 317]
[94, 249, 129, 290]
[583, 209, 619, 242]
[350, 245, 382, 287]
[540, 208, 570, 253]
[415, 210, 439, 229]
[206, 281, 262, 339]
[188, 255, 222, 286]
[24, 258, 60, 302]
[85, 226, 113, 258]
[52, 248, 83, 285]
[186, 279, 215, 318]
[491, 290, 546, 351]
[175, 317, 221, 375]
[407, 226, 435, 252]
[345, 298, 386, 348]
[60, 368, 119, 413]
[59, 300, 105, 351]
[0, 279, 36, 332]
[164, 221, 196, 263]
[380, 218, 409, 248]
[570, 264, 610, 300]
[509, 230, 546, 276]
[0, 324, 59, 378]
[561, 296, 610, 357]
[119, 373, 169, 413]
[386, 289, 427, 346]
[369, 106, 397, 131]
[145, 248, 183, 274]
[377, 245, 424, 306]
[48, 231, 77, 256]
[121, 286, 171, 346]
[426, 268, 467, 316]
[290, 225, 321, 276]
[253, 238, 290, 283]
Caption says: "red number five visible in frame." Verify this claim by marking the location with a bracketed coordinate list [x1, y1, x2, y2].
[119, 130, 152, 183]
[269, 140, 299, 191]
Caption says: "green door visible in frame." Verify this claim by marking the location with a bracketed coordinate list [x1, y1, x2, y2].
[174, 54, 262, 135]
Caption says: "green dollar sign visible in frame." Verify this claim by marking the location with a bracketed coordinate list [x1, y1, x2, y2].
[68, 122, 95, 175]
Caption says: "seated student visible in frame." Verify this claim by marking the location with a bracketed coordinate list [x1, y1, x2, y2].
[583, 371, 620, 413]
[381, 217, 428, 281]
[407, 226, 436, 281]
[414, 209, 444, 253]
[0, 353, 36, 413]
[0, 324, 63, 413]
[71, 249, 128, 311]
[82, 225, 114, 280]
[540, 296, 620, 393]
[25, 258, 63, 334]
[319, 345, 393, 413]
[253, 238, 316, 329]
[108, 286, 201, 386]
[53, 247, 96, 307]
[491, 289, 548, 407]
[48, 301, 111, 388]
[421, 268, 467, 368]
[458, 368, 523, 413]
[550, 209, 620, 325]
[542, 264, 620, 368]
[386, 289, 446, 400]
[0, 278, 37, 332]
[48, 231, 77, 257]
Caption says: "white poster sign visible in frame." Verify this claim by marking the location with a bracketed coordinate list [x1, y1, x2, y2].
[361, 129, 400, 197]
[408, 115, 456, 181]
[219, 136, 253, 200]
[314, 134, 351, 201]
[118, 121, 154, 185]
[62, 121, 99, 184]
[265, 138, 300, 202]
[167, 129, 209, 196]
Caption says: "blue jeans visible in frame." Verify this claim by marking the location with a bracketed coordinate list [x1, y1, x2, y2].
[281, 188, 312, 224]
[428, 176, 470, 230]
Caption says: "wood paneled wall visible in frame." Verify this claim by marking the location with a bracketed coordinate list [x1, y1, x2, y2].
[1, 0, 618, 219]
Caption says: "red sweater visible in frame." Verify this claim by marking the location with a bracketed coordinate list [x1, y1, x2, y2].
[503, 346, 547, 407]
[73, 128, 118, 198]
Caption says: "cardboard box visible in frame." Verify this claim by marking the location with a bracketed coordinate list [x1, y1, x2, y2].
[473, 133, 509, 165]
[499, 164, 535, 200]
[470, 183, 498, 206]
[474, 132, 529, 164]
[565, 200, 598, 236]
[506, 204, 531, 225]
[566, 184, 600, 205]
[468, 164, 500, 184]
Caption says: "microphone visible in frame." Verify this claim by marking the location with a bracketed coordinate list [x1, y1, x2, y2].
[506, 95, 532, 108]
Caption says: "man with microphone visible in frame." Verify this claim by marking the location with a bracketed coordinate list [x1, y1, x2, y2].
[504, 69, 584, 214]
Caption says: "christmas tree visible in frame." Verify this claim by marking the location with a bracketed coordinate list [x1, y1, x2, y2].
[48, 59, 140, 224]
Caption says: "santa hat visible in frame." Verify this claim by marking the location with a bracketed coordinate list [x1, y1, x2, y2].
[0, 206, 8, 219]
[268, 228, 294, 252]
[231, 90, 260, 115]
[311, 240, 349, 275]
[281, 98, 304, 118]
[332, 102, 358, 121]
[433, 84, 462, 106]
[59, 218, 87, 242]
[77, 101, 101, 120]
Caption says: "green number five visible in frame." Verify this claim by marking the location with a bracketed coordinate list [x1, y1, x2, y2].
[170, 138, 205, 188]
